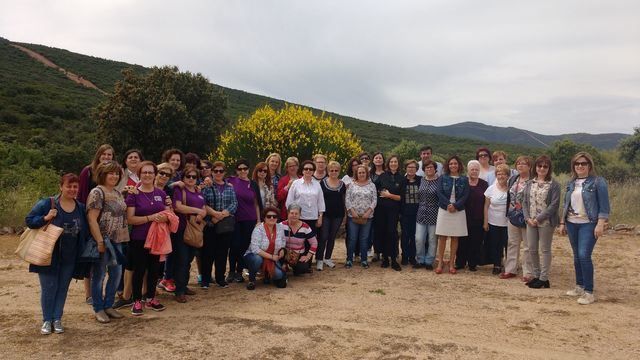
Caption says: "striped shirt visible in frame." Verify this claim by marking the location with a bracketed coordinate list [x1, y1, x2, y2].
[282, 220, 318, 254]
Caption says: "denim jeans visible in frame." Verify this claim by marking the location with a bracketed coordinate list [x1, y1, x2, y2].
[91, 242, 123, 312]
[566, 222, 598, 292]
[173, 227, 197, 296]
[400, 213, 417, 261]
[415, 223, 437, 265]
[347, 217, 372, 262]
[38, 261, 75, 322]
[163, 233, 181, 280]
[243, 253, 285, 282]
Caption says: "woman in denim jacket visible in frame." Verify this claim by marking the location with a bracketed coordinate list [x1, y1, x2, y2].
[559, 151, 610, 305]
[434, 156, 470, 274]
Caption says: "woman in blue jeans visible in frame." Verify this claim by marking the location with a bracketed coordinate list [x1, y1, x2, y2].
[244, 207, 287, 290]
[345, 165, 377, 268]
[26, 173, 88, 335]
[414, 160, 440, 270]
[86, 161, 129, 323]
[560, 152, 610, 305]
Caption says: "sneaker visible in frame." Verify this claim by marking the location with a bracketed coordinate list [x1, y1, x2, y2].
[158, 279, 176, 293]
[104, 308, 124, 319]
[234, 273, 245, 283]
[95, 310, 110, 323]
[146, 298, 166, 311]
[323, 259, 336, 268]
[345, 261, 353, 269]
[131, 300, 144, 316]
[316, 261, 324, 271]
[577, 292, 595, 305]
[566, 286, 585, 297]
[361, 261, 369, 269]
[52, 320, 64, 334]
[41, 321, 52, 335]
[225, 272, 236, 284]
[113, 297, 134, 309]
[216, 281, 229, 288]
[247, 281, 256, 290]
[85, 296, 93, 305]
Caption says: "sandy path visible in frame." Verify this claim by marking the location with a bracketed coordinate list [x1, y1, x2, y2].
[1, 233, 638, 359]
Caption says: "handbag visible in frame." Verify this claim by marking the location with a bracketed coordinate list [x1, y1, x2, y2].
[352, 215, 368, 225]
[78, 187, 106, 263]
[15, 198, 64, 266]
[182, 189, 204, 248]
[279, 248, 301, 267]
[507, 208, 526, 228]
[215, 215, 235, 234]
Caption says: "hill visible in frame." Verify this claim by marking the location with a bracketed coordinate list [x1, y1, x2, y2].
[410, 122, 628, 150]
[0, 38, 539, 174]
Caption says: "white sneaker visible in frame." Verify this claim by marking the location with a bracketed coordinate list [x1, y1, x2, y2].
[316, 260, 324, 271]
[577, 292, 595, 305]
[566, 286, 585, 297]
[323, 259, 336, 268]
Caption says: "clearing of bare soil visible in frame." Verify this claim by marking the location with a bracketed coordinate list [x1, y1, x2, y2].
[0, 233, 638, 359]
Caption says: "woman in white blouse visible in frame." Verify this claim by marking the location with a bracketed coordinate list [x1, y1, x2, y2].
[243, 206, 287, 290]
[285, 160, 325, 236]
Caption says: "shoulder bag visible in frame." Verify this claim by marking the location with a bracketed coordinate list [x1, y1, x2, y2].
[79, 187, 106, 263]
[182, 189, 204, 248]
[15, 197, 64, 266]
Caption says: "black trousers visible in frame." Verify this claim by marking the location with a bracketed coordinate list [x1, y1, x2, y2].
[379, 204, 400, 259]
[317, 216, 343, 261]
[201, 226, 232, 286]
[457, 219, 484, 268]
[129, 239, 159, 301]
[229, 220, 255, 274]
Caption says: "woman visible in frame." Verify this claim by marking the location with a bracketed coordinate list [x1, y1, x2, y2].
[156, 163, 175, 193]
[126, 161, 170, 316]
[400, 160, 421, 266]
[317, 161, 346, 270]
[276, 156, 300, 220]
[78, 144, 114, 205]
[560, 152, 610, 305]
[476, 147, 494, 182]
[285, 160, 325, 236]
[266, 153, 282, 192]
[282, 204, 318, 275]
[172, 165, 207, 301]
[345, 165, 377, 268]
[199, 160, 214, 189]
[227, 159, 261, 284]
[86, 161, 129, 323]
[435, 156, 469, 274]
[456, 160, 488, 272]
[414, 160, 439, 270]
[523, 155, 560, 289]
[162, 148, 185, 195]
[483, 164, 510, 275]
[313, 154, 328, 181]
[26, 173, 87, 335]
[359, 152, 371, 170]
[154, 163, 179, 296]
[341, 157, 361, 187]
[117, 149, 144, 191]
[253, 161, 277, 210]
[370, 152, 386, 262]
[243, 207, 288, 290]
[202, 161, 238, 288]
[486, 150, 516, 185]
[501, 156, 533, 281]
[377, 155, 405, 271]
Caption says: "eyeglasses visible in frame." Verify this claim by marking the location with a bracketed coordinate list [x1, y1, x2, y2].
[265, 214, 278, 219]
[140, 171, 155, 175]
[329, 169, 340, 172]
[213, 169, 224, 174]
[202, 166, 212, 170]
[478, 153, 489, 158]
[258, 169, 268, 173]
[574, 161, 589, 167]
[237, 167, 249, 171]
[406, 166, 417, 169]
[536, 164, 549, 169]
[359, 157, 369, 161]
[185, 174, 198, 180]
[158, 171, 171, 178]
[517, 162, 529, 166]
[303, 167, 314, 171]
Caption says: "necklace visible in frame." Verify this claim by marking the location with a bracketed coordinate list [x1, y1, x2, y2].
[140, 187, 155, 205]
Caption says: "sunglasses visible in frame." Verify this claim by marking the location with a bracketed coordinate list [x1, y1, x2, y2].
[237, 167, 249, 171]
[158, 171, 171, 178]
[536, 164, 549, 169]
[258, 169, 268, 173]
[213, 169, 224, 174]
[265, 214, 278, 219]
[360, 157, 370, 161]
[574, 161, 589, 167]
[140, 171, 155, 175]
[478, 153, 489, 158]
[303, 167, 314, 171]
[185, 174, 198, 180]
[202, 166, 212, 170]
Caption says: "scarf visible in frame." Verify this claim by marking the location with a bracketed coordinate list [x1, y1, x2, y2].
[261, 223, 277, 278]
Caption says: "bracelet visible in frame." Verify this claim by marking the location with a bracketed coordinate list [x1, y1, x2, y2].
[146, 216, 150, 222]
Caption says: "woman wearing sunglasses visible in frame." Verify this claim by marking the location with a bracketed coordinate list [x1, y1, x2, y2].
[476, 147, 494, 182]
[253, 161, 277, 211]
[244, 207, 287, 290]
[560, 152, 610, 305]
[226, 159, 262, 283]
[285, 160, 325, 237]
[522, 155, 560, 289]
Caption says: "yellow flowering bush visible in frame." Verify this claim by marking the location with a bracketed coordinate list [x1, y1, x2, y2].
[214, 104, 363, 169]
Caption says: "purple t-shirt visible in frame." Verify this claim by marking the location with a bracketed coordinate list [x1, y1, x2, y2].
[173, 188, 206, 231]
[126, 188, 168, 241]
[227, 176, 257, 222]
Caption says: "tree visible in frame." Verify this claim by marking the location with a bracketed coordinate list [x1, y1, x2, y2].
[549, 139, 602, 175]
[94, 66, 227, 161]
[389, 139, 421, 164]
[215, 104, 363, 169]
[618, 127, 640, 166]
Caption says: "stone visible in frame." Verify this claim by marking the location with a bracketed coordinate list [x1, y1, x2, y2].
[613, 224, 635, 232]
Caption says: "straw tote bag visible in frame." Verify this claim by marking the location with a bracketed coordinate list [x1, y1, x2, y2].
[15, 198, 64, 266]
[182, 189, 204, 248]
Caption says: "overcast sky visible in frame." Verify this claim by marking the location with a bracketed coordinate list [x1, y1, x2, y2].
[2, 0, 639, 135]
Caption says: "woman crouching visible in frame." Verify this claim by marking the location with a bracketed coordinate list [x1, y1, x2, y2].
[243, 207, 287, 290]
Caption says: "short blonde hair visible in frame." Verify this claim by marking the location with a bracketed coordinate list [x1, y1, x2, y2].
[285, 156, 299, 168]
[313, 154, 327, 162]
[495, 164, 510, 176]
[156, 162, 174, 176]
[328, 160, 341, 169]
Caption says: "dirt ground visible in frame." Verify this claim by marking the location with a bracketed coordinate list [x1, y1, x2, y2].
[1, 232, 638, 360]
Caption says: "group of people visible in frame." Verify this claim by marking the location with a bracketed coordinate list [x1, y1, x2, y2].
[25, 144, 610, 335]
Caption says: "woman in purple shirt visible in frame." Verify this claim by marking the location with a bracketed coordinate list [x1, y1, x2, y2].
[226, 159, 262, 284]
[126, 161, 170, 316]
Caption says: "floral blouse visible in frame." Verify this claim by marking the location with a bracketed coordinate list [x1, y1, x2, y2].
[345, 180, 377, 218]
